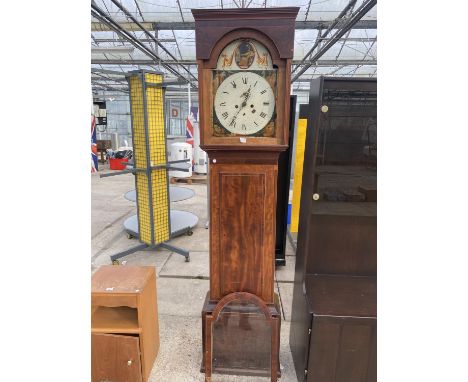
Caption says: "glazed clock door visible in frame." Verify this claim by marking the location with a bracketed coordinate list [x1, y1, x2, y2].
[211, 38, 279, 138]
[213, 71, 275, 135]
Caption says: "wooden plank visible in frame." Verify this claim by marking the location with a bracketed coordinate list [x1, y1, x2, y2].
[306, 317, 376, 382]
[365, 324, 377, 382]
[91, 265, 153, 294]
[335, 323, 375, 382]
[305, 274, 376, 318]
[138, 270, 160, 382]
[306, 214, 377, 276]
[307, 320, 341, 382]
[92, 293, 137, 309]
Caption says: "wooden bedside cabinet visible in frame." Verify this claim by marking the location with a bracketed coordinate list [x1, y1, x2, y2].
[91, 266, 159, 382]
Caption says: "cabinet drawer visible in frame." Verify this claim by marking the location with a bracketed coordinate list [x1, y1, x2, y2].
[92, 293, 138, 309]
[92, 333, 142, 382]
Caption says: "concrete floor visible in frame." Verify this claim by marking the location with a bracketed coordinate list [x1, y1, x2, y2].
[92, 167, 298, 381]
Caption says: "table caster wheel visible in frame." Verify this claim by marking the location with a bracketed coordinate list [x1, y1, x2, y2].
[185, 255, 190, 262]
[187, 230, 193, 236]
[127, 233, 133, 239]
[112, 260, 120, 265]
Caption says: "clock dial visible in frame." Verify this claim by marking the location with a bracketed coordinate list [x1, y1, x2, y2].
[214, 71, 275, 135]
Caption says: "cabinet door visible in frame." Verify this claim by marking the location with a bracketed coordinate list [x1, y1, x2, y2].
[298, 78, 377, 277]
[92, 333, 142, 382]
[307, 316, 377, 382]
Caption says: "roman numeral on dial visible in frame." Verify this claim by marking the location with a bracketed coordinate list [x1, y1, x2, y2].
[230, 81, 236, 88]
[242, 77, 247, 84]
[260, 112, 267, 118]
[260, 89, 266, 94]
[220, 102, 226, 106]
[222, 112, 228, 119]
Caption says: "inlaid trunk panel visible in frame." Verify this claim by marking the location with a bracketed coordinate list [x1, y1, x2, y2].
[210, 163, 277, 303]
[219, 173, 265, 296]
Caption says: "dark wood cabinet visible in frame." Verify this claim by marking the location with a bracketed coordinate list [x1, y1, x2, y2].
[290, 77, 377, 381]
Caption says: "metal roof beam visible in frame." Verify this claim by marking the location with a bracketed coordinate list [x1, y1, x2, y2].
[92, 59, 376, 66]
[107, 0, 197, 84]
[92, 74, 127, 83]
[91, 68, 126, 75]
[92, 36, 374, 46]
[93, 83, 129, 93]
[91, 1, 193, 84]
[91, 20, 376, 31]
[92, 38, 176, 43]
[176, 0, 185, 22]
[292, 0, 357, 75]
[292, 0, 377, 82]
[304, 0, 313, 21]
[133, 0, 145, 22]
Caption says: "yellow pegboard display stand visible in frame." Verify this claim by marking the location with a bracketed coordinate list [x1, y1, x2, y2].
[290, 118, 308, 233]
[100, 70, 192, 264]
[129, 71, 170, 245]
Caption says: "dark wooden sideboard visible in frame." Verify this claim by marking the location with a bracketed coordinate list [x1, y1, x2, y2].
[289, 77, 377, 382]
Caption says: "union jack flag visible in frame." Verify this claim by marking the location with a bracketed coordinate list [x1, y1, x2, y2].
[185, 115, 194, 147]
[185, 114, 195, 166]
[91, 115, 98, 173]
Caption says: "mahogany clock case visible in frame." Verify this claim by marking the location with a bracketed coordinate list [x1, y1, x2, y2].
[192, 8, 299, 381]
[192, 6, 299, 305]
[289, 77, 377, 381]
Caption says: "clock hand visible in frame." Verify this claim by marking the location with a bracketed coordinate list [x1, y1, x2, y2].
[244, 86, 252, 102]
[229, 107, 242, 126]
[229, 86, 252, 126]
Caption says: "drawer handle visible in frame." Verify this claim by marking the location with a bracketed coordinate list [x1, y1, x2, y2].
[127, 360, 133, 366]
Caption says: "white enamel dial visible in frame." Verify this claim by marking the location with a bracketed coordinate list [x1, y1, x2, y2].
[214, 71, 275, 135]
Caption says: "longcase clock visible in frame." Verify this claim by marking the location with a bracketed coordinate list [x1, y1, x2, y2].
[192, 7, 299, 381]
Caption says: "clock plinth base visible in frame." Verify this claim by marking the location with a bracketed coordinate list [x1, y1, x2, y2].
[201, 292, 281, 381]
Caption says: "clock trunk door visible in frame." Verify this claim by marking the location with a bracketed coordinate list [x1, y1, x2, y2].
[210, 162, 277, 303]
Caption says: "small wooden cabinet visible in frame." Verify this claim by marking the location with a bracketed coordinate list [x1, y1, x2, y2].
[91, 266, 159, 382]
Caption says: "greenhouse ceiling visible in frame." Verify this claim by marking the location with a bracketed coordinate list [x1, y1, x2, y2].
[91, 0, 377, 98]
